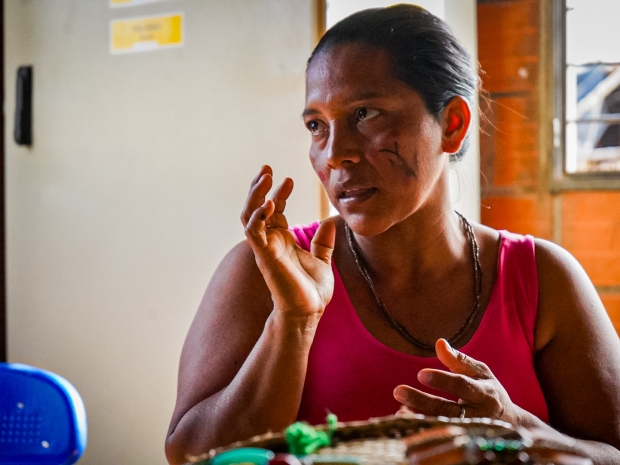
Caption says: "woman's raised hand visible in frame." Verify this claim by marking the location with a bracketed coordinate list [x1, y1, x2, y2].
[241, 165, 336, 321]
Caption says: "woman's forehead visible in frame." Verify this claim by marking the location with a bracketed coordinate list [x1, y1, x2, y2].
[305, 43, 401, 102]
[307, 43, 390, 84]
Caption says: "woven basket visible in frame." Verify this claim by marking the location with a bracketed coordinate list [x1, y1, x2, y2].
[186, 414, 592, 465]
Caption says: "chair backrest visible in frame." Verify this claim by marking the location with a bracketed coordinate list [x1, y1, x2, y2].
[0, 363, 87, 465]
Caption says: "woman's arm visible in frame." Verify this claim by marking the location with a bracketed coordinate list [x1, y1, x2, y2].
[165, 166, 336, 464]
[164, 242, 316, 464]
[530, 238, 620, 462]
[392, 238, 620, 464]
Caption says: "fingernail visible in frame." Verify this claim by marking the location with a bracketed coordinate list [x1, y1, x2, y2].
[442, 338, 457, 354]
[418, 371, 433, 385]
[393, 386, 406, 401]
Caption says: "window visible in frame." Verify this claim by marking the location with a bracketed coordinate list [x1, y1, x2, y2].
[550, 0, 620, 189]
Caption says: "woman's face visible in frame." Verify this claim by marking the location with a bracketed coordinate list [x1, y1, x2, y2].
[304, 43, 453, 236]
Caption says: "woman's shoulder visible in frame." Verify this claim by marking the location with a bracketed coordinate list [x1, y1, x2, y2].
[529, 237, 609, 351]
[471, 222, 584, 289]
[470, 222, 567, 261]
[469, 221, 501, 246]
[472, 222, 537, 247]
[532, 236, 581, 273]
[208, 239, 273, 313]
[471, 221, 573, 263]
[468, 222, 609, 348]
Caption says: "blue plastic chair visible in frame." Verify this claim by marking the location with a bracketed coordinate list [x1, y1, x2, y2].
[0, 363, 87, 465]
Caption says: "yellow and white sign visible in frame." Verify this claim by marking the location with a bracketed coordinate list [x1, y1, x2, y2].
[110, 0, 168, 8]
[111, 13, 183, 54]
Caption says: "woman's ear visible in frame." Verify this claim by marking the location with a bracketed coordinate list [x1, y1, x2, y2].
[440, 96, 471, 154]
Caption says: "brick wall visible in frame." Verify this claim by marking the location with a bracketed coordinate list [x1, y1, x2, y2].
[477, 0, 620, 333]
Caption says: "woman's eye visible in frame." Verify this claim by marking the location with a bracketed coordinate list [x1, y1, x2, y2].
[357, 107, 380, 121]
[307, 121, 325, 135]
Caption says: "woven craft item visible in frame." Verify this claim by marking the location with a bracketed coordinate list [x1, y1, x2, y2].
[186, 414, 592, 465]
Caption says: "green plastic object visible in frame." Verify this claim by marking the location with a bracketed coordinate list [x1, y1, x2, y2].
[211, 447, 275, 465]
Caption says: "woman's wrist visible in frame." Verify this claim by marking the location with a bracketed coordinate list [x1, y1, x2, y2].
[506, 404, 545, 430]
[265, 309, 321, 349]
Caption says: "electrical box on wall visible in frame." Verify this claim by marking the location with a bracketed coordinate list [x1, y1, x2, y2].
[14, 66, 33, 146]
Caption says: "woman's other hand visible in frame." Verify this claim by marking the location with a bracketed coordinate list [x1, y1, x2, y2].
[241, 165, 336, 321]
[393, 338, 524, 425]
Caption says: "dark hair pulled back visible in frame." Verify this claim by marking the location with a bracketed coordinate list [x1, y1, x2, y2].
[308, 4, 479, 162]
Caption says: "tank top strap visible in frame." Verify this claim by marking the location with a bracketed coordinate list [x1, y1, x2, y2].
[495, 230, 538, 352]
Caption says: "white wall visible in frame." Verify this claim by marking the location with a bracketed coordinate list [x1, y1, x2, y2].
[4, 1, 317, 463]
[326, 0, 480, 221]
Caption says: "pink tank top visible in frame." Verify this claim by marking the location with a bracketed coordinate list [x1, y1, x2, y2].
[290, 222, 549, 425]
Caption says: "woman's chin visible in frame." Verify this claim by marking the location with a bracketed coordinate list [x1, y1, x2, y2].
[340, 213, 394, 238]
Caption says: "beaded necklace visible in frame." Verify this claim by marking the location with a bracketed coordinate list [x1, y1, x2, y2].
[344, 212, 482, 352]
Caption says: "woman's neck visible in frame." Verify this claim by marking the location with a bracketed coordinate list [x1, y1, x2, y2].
[349, 200, 468, 286]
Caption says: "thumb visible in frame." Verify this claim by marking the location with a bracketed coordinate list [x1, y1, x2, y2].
[435, 338, 491, 378]
[311, 219, 336, 264]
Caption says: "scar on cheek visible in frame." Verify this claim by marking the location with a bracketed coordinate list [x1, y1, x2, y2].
[378, 142, 416, 178]
[318, 172, 325, 182]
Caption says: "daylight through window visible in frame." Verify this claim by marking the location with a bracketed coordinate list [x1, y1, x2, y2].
[565, 0, 620, 174]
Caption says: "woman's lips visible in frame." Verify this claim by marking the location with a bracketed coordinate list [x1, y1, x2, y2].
[338, 187, 378, 205]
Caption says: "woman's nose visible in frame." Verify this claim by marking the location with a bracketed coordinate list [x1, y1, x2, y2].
[325, 122, 362, 168]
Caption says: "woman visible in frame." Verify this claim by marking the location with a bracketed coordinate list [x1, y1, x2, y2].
[165, 5, 620, 464]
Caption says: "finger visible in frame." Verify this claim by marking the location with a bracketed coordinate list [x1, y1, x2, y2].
[244, 199, 275, 251]
[244, 171, 273, 220]
[271, 178, 294, 213]
[435, 339, 492, 379]
[241, 172, 273, 227]
[266, 211, 289, 230]
[250, 165, 273, 187]
[311, 219, 336, 264]
[267, 178, 294, 230]
[417, 369, 486, 404]
[393, 384, 461, 418]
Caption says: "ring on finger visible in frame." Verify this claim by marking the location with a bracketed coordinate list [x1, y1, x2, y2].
[459, 405, 466, 419]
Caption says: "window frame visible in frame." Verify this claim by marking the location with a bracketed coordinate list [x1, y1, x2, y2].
[546, 0, 620, 192]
